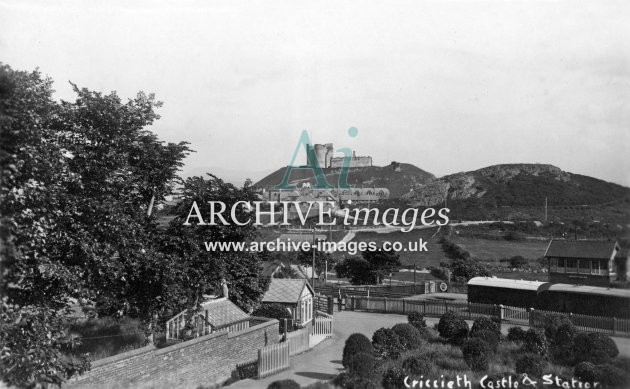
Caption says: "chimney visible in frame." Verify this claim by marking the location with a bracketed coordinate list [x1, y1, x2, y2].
[221, 278, 229, 299]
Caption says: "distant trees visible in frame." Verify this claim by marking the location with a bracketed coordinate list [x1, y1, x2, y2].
[335, 246, 401, 285]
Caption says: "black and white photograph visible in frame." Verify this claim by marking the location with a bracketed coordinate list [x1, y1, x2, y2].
[1, 1, 629, 388]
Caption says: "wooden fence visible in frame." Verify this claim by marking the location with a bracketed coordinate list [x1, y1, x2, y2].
[349, 296, 496, 319]
[257, 342, 290, 378]
[312, 311, 334, 337]
[313, 294, 334, 315]
[286, 327, 310, 356]
[349, 296, 630, 338]
[529, 309, 630, 337]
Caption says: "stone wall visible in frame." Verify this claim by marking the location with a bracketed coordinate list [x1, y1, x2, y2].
[64, 319, 278, 389]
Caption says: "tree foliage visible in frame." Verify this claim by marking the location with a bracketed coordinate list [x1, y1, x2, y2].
[0, 63, 197, 387]
[335, 246, 401, 285]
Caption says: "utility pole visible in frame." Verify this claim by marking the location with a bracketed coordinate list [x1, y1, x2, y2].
[312, 227, 316, 293]
[413, 263, 417, 286]
[545, 197, 548, 222]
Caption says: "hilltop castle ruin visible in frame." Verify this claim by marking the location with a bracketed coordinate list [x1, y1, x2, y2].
[307, 143, 373, 168]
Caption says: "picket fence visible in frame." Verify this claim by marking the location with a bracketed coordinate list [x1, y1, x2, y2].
[348, 296, 630, 338]
[312, 311, 334, 337]
[286, 327, 310, 356]
[257, 343, 290, 378]
[258, 311, 335, 378]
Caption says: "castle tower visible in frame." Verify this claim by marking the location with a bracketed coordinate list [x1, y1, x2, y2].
[308, 143, 334, 168]
[324, 143, 334, 168]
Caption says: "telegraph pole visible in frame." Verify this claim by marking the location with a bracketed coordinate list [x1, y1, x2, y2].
[312, 227, 316, 293]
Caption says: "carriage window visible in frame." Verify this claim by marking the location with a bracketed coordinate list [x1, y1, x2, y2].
[549, 258, 557, 272]
[578, 260, 590, 274]
[591, 261, 603, 275]
[566, 259, 577, 273]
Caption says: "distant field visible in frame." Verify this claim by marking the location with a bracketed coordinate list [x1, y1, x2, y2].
[345, 227, 448, 268]
[452, 236, 549, 262]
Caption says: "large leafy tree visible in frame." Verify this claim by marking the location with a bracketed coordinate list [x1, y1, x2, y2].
[0, 64, 191, 387]
[362, 247, 401, 284]
[161, 175, 269, 315]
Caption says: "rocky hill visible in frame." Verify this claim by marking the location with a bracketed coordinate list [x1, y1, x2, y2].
[404, 163, 630, 208]
[253, 162, 435, 198]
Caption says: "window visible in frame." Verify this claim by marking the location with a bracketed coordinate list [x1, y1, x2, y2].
[550, 258, 558, 272]
[307, 299, 312, 321]
[557, 258, 565, 273]
[578, 259, 590, 274]
[566, 259, 577, 273]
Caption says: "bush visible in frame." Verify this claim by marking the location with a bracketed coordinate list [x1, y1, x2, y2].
[372, 327, 403, 359]
[573, 332, 619, 364]
[437, 311, 469, 344]
[343, 333, 373, 368]
[391, 323, 423, 351]
[547, 323, 576, 365]
[461, 337, 490, 371]
[541, 313, 574, 346]
[504, 231, 524, 241]
[554, 323, 576, 348]
[348, 352, 375, 377]
[382, 367, 406, 389]
[268, 379, 300, 389]
[509, 255, 528, 267]
[522, 328, 548, 357]
[401, 355, 432, 375]
[574, 362, 597, 382]
[407, 312, 426, 329]
[471, 316, 501, 337]
[471, 329, 500, 352]
[594, 364, 630, 388]
[515, 353, 546, 377]
[507, 327, 527, 343]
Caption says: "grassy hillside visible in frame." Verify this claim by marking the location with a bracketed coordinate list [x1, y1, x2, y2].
[253, 162, 435, 198]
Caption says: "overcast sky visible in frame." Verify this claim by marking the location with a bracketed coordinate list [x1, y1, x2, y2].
[1, 0, 629, 186]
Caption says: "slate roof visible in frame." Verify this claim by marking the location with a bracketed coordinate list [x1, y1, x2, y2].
[201, 298, 249, 327]
[544, 240, 619, 260]
[262, 278, 314, 304]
